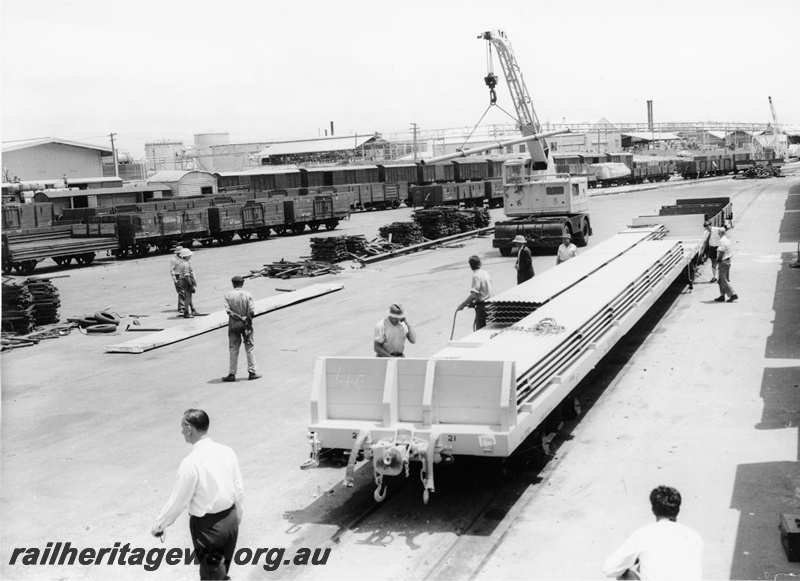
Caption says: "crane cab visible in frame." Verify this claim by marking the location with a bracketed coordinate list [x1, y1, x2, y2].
[502, 160, 589, 217]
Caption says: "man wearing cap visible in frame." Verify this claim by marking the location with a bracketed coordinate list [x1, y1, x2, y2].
[513, 235, 535, 284]
[556, 235, 578, 265]
[222, 276, 261, 382]
[170, 246, 186, 313]
[374, 304, 416, 358]
[177, 248, 197, 318]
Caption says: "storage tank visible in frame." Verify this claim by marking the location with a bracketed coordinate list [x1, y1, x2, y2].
[193, 133, 229, 172]
[145, 140, 184, 172]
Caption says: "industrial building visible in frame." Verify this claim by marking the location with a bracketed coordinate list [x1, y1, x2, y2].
[1, 138, 112, 182]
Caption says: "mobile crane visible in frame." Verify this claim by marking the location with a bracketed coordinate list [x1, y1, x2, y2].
[423, 30, 592, 255]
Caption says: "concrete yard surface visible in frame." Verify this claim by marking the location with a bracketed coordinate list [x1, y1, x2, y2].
[1, 172, 799, 580]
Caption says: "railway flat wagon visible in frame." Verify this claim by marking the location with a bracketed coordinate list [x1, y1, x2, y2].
[2, 203, 117, 274]
[304, 202, 728, 503]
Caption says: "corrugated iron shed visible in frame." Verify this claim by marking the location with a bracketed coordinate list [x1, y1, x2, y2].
[257, 135, 376, 157]
[2, 137, 112, 154]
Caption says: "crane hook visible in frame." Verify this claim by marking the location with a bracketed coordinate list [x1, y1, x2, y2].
[484, 73, 498, 105]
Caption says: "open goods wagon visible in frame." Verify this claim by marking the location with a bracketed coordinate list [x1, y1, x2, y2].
[304, 199, 731, 504]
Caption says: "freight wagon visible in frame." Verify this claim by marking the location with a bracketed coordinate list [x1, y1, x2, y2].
[303, 198, 733, 504]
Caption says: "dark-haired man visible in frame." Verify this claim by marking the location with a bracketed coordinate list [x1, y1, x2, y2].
[221, 276, 260, 382]
[456, 255, 493, 330]
[152, 409, 244, 580]
[603, 485, 703, 580]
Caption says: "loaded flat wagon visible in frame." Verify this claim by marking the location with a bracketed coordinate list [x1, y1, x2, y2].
[304, 201, 729, 503]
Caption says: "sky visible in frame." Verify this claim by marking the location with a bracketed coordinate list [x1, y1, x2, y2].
[2, 0, 799, 158]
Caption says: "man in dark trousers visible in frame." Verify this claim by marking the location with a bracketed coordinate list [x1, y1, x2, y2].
[177, 248, 197, 318]
[222, 276, 261, 382]
[512, 235, 534, 284]
[152, 409, 244, 580]
[456, 255, 494, 330]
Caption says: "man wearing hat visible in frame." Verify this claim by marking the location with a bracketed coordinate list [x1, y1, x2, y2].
[374, 303, 416, 358]
[222, 276, 261, 382]
[170, 246, 186, 313]
[556, 234, 578, 265]
[177, 248, 197, 318]
[513, 235, 535, 284]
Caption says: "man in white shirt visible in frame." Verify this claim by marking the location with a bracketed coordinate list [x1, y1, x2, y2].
[714, 227, 738, 303]
[374, 303, 416, 357]
[169, 246, 185, 313]
[701, 221, 723, 282]
[152, 409, 244, 580]
[556, 235, 578, 265]
[603, 485, 703, 580]
[457, 255, 494, 330]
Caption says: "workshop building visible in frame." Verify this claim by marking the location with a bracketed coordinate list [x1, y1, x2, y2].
[2, 138, 112, 182]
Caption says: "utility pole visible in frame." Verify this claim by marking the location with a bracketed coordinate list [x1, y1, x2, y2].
[109, 133, 119, 178]
[410, 123, 418, 162]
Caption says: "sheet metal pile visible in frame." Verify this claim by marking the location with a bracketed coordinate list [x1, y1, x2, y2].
[378, 222, 426, 246]
[309, 235, 370, 262]
[474, 238, 685, 407]
[1, 276, 61, 334]
[485, 228, 666, 325]
[250, 259, 344, 279]
[412, 206, 491, 239]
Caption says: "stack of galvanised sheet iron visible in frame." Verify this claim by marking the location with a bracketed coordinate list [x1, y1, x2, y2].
[486, 227, 665, 326]
[459, 238, 684, 408]
[309, 237, 349, 263]
[1, 276, 60, 334]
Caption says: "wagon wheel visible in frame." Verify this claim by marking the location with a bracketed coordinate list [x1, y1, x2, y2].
[218, 232, 235, 245]
[325, 219, 338, 231]
[77, 253, 95, 265]
[116, 246, 130, 259]
[156, 241, 172, 253]
[256, 228, 270, 240]
[291, 224, 305, 235]
[53, 257, 72, 267]
[2, 260, 12, 275]
[238, 231, 253, 241]
[273, 225, 286, 236]
[200, 239, 213, 247]
[308, 222, 321, 232]
[134, 244, 150, 258]
[16, 260, 37, 275]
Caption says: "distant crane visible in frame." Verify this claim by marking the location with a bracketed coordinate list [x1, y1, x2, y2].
[768, 96, 787, 159]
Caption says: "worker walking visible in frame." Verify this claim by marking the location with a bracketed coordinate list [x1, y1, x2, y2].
[512, 234, 534, 284]
[457, 255, 494, 330]
[714, 226, 738, 303]
[222, 276, 261, 382]
[151, 409, 244, 581]
[603, 485, 703, 580]
[556, 235, 578, 265]
[177, 248, 197, 318]
[374, 303, 416, 357]
[170, 246, 186, 313]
